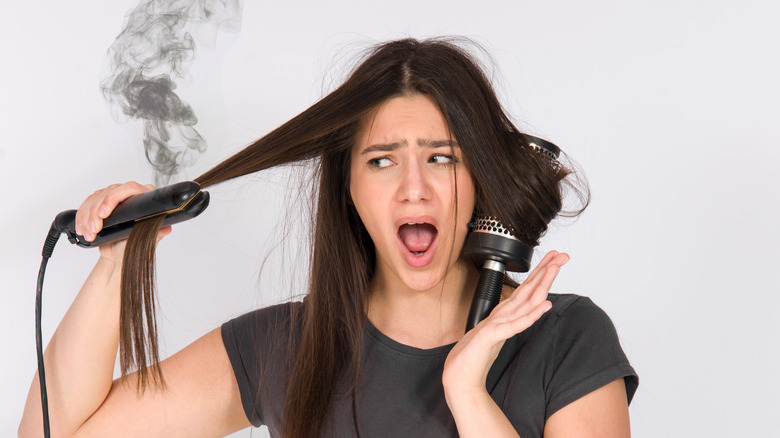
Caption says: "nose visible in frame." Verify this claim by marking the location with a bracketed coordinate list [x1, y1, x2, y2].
[397, 158, 432, 202]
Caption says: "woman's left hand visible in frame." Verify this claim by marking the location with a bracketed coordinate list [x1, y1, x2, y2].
[442, 250, 569, 397]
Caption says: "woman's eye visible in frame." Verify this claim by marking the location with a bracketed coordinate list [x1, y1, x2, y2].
[429, 154, 455, 165]
[368, 157, 394, 168]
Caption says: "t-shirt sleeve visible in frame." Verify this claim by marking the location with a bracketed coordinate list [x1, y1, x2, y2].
[221, 310, 264, 427]
[545, 296, 639, 419]
[221, 302, 300, 427]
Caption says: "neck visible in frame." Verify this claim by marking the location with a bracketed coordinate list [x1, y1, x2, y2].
[366, 259, 479, 349]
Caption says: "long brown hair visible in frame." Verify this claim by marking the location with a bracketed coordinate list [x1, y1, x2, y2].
[118, 37, 584, 436]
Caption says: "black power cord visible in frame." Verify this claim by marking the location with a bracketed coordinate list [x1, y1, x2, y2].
[36, 216, 71, 438]
[36, 255, 51, 438]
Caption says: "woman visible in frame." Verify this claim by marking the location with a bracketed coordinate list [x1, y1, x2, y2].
[20, 38, 637, 437]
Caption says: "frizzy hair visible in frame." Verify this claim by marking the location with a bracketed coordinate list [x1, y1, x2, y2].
[118, 37, 586, 437]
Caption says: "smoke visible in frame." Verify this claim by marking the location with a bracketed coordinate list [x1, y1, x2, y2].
[102, 0, 243, 186]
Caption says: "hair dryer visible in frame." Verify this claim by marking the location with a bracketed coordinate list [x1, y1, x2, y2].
[464, 135, 561, 331]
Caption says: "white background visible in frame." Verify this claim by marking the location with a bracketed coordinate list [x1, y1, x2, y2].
[2, 1, 779, 437]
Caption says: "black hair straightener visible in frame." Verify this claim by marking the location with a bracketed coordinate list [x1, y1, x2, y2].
[50, 181, 210, 248]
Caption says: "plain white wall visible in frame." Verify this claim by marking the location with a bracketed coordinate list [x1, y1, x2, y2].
[3, 1, 779, 436]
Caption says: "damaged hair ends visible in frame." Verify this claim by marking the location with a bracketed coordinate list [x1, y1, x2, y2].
[119, 215, 167, 392]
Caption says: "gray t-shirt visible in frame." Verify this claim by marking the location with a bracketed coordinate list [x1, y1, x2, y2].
[221, 293, 638, 437]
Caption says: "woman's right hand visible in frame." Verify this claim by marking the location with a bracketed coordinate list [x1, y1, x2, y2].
[75, 181, 172, 264]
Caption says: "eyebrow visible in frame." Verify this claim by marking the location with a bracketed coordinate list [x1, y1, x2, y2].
[361, 139, 459, 155]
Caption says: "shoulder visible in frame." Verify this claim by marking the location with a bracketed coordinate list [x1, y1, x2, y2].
[518, 293, 619, 348]
[539, 294, 638, 417]
[548, 293, 601, 314]
[223, 301, 304, 336]
[541, 293, 631, 368]
[489, 293, 637, 433]
[221, 301, 305, 363]
[546, 293, 614, 333]
[227, 300, 305, 322]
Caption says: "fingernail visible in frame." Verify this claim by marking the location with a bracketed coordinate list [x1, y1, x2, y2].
[98, 205, 106, 217]
[90, 220, 96, 233]
[76, 223, 82, 235]
[544, 301, 553, 312]
[561, 256, 570, 266]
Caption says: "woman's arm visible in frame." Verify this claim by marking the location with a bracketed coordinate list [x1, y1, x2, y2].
[544, 378, 630, 437]
[19, 182, 250, 437]
[444, 378, 630, 438]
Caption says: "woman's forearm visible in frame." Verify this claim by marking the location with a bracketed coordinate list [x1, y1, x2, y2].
[445, 386, 521, 438]
[20, 256, 122, 437]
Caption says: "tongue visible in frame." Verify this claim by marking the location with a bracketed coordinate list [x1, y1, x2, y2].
[398, 223, 437, 253]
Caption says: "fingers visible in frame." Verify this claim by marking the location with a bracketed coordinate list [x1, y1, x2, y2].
[477, 297, 554, 344]
[500, 299, 553, 338]
[76, 182, 155, 242]
[511, 251, 569, 298]
[492, 251, 569, 330]
[495, 267, 555, 320]
[489, 266, 560, 336]
[524, 250, 568, 284]
[156, 226, 173, 243]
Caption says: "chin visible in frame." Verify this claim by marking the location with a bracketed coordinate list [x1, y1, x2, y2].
[397, 262, 457, 293]
[403, 277, 444, 293]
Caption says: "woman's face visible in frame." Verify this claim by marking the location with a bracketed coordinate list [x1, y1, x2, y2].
[350, 94, 476, 292]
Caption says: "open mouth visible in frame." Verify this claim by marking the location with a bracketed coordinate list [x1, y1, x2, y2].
[398, 222, 438, 257]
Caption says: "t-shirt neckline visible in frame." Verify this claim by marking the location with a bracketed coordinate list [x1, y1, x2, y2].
[364, 318, 457, 357]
